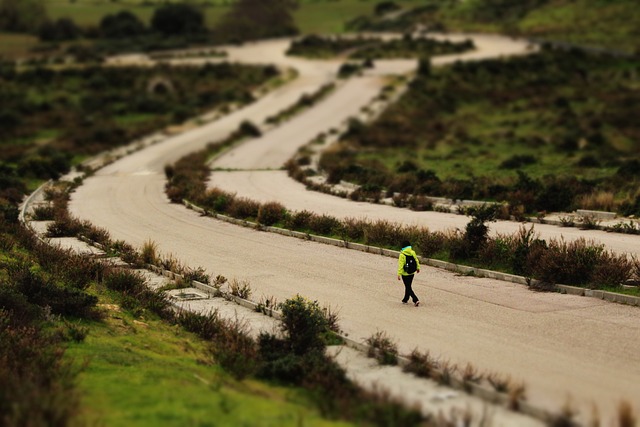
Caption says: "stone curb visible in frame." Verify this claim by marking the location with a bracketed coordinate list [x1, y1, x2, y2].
[184, 200, 640, 308]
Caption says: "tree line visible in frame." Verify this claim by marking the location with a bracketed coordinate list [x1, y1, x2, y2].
[0, 0, 299, 45]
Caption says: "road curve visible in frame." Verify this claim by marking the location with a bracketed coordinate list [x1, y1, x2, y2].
[70, 34, 640, 424]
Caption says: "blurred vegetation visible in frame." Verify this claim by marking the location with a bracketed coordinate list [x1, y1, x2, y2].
[320, 47, 640, 215]
[0, 60, 276, 210]
[168, 139, 640, 290]
[287, 33, 474, 59]
[348, 0, 640, 54]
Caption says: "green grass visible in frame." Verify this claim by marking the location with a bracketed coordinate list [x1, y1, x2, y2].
[114, 113, 159, 127]
[67, 291, 351, 427]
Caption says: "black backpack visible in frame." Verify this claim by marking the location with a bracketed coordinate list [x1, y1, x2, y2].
[404, 254, 417, 274]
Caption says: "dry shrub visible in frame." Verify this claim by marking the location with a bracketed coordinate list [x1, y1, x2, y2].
[257, 201, 286, 226]
[112, 240, 141, 266]
[228, 197, 260, 219]
[632, 256, 640, 282]
[365, 330, 398, 365]
[434, 360, 455, 386]
[283, 209, 314, 230]
[461, 363, 483, 384]
[308, 213, 341, 235]
[165, 185, 185, 203]
[408, 195, 433, 211]
[160, 254, 183, 273]
[202, 187, 234, 213]
[508, 381, 526, 411]
[82, 224, 111, 247]
[45, 214, 85, 237]
[31, 205, 55, 221]
[577, 191, 616, 212]
[590, 252, 633, 287]
[229, 278, 252, 299]
[530, 237, 634, 288]
[530, 238, 602, 286]
[140, 239, 159, 265]
[487, 372, 511, 393]
[415, 229, 446, 257]
[341, 216, 368, 241]
[363, 219, 406, 247]
[183, 266, 210, 285]
[403, 349, 435, 378]
[476, 237, 511, 268]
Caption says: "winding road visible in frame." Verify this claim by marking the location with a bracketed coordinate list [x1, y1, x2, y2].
[70, 34, 640, 425]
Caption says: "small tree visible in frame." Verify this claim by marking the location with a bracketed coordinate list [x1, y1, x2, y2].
[279, 295, 328, 355]
[463, 204, 499, 255]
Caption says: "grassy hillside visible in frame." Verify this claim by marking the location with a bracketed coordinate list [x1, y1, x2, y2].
[68, 293, 349, 427]
[320, 47, 640, 215]
[517, 0, 640, 52]
[354, 0, 640, 54]
[0, 221, 352, 426]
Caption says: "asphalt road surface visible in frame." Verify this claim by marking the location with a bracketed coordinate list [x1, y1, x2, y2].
[70, 34, 640, 425]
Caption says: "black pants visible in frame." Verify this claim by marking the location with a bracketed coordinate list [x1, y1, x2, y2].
[401, 274, 419, 303]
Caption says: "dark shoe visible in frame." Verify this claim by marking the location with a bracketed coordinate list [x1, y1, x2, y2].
[402, 301, 408, 304]
[414, 301, 420, 307]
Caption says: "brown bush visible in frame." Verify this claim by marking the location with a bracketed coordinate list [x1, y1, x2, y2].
[529, 237, 632, 288]
[415, 229, 447, 257]
[309, 214, 341, 235]
[341, 217, 367, 241]
[257, 201, 286, 226]
[363, 219, 402, 247]
[283, 209, 314, 231]
[227, 197, 260, 219]
[590, 252, 633, 288]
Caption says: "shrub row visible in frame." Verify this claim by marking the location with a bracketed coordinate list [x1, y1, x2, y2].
[168, 145, 639, 290]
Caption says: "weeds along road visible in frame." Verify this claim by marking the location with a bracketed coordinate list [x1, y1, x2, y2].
[70, 35, 640, 424]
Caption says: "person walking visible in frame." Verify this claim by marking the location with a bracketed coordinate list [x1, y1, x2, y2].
[397, 240, 421, 306]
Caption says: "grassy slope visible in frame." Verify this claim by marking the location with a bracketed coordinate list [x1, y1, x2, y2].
[519, 0, 640, 53]
[437, 0, 640, 53]
[68, 290, 350, 427]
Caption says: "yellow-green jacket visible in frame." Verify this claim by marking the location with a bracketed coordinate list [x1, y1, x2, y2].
[397, 246, 420, 276]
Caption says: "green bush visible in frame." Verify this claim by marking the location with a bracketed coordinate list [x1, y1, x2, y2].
[176, 310, 223, 341]
[103, 269, 146, 293]
[208, 318, 258, 380]
[9, 261, 98, 318]
[279, 295, 328, 356]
